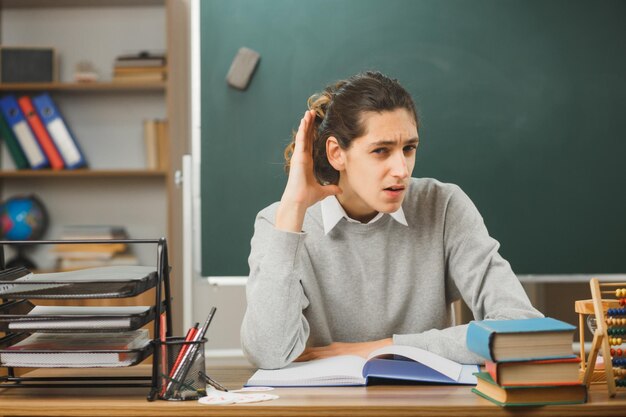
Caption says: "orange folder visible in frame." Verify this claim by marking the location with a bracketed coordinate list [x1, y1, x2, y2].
[18, 96, 64, 170]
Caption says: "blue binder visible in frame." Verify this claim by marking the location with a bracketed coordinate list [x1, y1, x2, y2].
[32, 93, 87, 169]
[0, 95, 49, 169]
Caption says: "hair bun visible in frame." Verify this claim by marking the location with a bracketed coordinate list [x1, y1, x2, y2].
[307, 92, 331, 120]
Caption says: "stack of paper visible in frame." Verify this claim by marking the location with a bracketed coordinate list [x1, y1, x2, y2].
[7, 305, 150, 331]
[0, 329, 150, 368]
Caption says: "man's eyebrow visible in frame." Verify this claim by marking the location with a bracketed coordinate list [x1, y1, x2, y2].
[369, 137, 419, 147]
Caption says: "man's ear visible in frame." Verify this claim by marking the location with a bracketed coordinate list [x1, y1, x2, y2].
[326, 136, 345, 171]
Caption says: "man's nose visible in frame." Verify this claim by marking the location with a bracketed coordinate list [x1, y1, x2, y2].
[390, 151, 409, 179]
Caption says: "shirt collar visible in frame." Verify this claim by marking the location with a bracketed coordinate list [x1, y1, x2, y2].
[321, 195, 408, 235]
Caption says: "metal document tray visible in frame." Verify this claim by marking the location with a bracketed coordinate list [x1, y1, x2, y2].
[0, 332, 154, 368]
[0, 266, 158, 299]
[0, 300, 163, 332]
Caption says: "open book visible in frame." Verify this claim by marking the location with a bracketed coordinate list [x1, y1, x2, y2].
[246, 345, 479, 387]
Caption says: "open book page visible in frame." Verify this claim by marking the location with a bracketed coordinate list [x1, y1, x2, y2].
[246, 355, 366, 387]
[367, 345, 478, 383]
[246, 345, 480, 387]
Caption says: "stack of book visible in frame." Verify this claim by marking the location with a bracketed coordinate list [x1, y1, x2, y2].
[53, 225, 138, 271]
[467, 317, 587, 407]
[112, 51, 166, 83]
[0, 93, 87, 170]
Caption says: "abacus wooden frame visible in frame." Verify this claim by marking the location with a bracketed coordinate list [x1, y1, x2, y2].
[582, 277, 626, 397]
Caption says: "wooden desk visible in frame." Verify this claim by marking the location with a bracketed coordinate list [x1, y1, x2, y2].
[0, 365, 625, 416]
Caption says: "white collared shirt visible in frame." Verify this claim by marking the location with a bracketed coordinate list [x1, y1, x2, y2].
[320, 195, 408, 235]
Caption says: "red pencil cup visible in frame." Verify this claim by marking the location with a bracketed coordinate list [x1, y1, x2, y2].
[156, 336, 207, 400]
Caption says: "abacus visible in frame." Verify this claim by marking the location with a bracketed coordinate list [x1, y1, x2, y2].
[582, 278, 626, 396]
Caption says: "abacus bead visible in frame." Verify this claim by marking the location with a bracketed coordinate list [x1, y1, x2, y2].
[612, 348, 616, 356]
[621, 298, 626, 306]
[618, 349, 623, 356]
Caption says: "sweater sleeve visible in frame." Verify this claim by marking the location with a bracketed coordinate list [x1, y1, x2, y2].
[393, 185, 543, 364]
[240, 208, 311, 369]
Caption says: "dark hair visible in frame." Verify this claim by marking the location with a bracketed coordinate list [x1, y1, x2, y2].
[284, 71, 419, 184]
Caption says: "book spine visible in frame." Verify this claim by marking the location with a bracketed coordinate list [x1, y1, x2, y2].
[484, 360, 499, 383]
[31, 93, 87, 169]
[156, 119, 169, 170]
[0, 95, 49, 169]
[0, 111, 30, 169]
[466, 321, 496, 362]
[18, 95, 65, 170]
[143, 119, 158, 170]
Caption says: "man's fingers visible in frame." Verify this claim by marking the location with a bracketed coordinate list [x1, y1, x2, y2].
[292, 110, 318, 161]
[293, 117, 307, 154]
[300, 110, 315, 154]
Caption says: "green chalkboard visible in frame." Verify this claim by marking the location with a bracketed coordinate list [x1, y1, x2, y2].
[200, 0, 626, 277]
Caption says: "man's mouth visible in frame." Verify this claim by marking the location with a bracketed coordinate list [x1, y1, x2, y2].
[384, 185, 405, 191]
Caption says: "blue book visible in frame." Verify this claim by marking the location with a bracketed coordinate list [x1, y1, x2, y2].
[31, 93, 87, 169]
[466, 317, 576, 363]
[0, 95, 49, 169]
[245, 345, 479, 387]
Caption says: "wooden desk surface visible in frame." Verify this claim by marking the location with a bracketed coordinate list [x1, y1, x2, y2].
[1, 365, 625, 417]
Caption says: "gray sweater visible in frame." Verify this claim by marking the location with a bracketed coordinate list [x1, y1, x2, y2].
[241, 178, 542, 369]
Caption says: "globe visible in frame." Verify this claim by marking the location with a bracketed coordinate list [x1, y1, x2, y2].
[1, 194, 48, 241]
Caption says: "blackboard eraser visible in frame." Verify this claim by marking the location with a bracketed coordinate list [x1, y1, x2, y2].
[226, 47, 260, 90]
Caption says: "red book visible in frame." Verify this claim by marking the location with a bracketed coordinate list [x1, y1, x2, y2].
[485, 357, 581, 386]
[18, 96, 64, 170]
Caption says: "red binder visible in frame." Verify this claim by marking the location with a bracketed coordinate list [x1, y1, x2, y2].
[18, 96, 64, 170]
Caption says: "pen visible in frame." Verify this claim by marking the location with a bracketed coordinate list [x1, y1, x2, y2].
[199, 370, 228, 392]
[159, 313, 167, 394]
